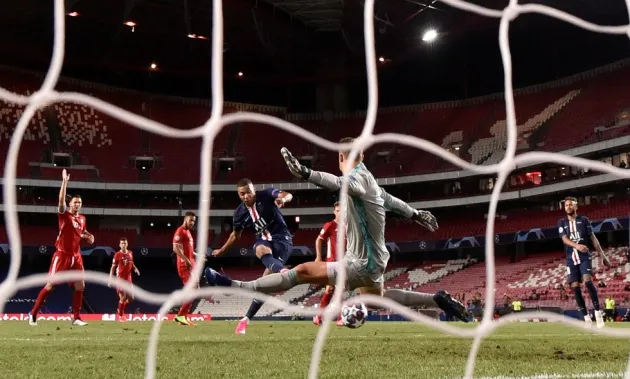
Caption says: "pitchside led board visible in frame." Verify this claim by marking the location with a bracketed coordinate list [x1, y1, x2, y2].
[2, 216, 627, 259]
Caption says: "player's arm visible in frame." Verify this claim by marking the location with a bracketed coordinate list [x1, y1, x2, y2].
[211, 229, 242, 257]
[275, 190, 293, 208]
[266, 188, 293, 208]
[315, 225, 331, 262]
[281, 148, 366, 197]
[586, 217, 611, 267]
[81, 230, 95, 244]
[173, 242, 193, 268]
[58, 169, 70, 213]
[133, 263, 140, 275]
[380, 187, 438, 232]
[108, 256, 118, 287]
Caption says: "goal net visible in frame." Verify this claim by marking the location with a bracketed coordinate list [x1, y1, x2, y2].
[1, 1, 630, 378]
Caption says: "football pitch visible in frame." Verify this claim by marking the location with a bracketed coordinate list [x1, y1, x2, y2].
[1, 321, 629, 379]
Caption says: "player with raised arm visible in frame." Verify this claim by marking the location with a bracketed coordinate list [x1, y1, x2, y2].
[205, 138, 469, 322]
[211, 178, 294, 335]
[28, 169, 94, 326]
[108, 237, 140, 322]
[313, 202, 344, 326]
[173, 212, 198, 326]
[558, 196, 611, 328]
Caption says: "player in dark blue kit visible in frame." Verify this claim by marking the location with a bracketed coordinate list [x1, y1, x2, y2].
[558, 196, 611, 328]
[211, 178, 294, 334]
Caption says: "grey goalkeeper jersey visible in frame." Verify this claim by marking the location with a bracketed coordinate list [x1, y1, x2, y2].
[307, 162, 416, 282]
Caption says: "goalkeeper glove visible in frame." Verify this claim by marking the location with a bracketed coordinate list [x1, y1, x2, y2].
[412, 209, 439, 232]
[281, 147, 311, 181]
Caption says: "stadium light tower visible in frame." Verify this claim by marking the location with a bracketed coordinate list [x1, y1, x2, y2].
[422, 29, 438, 42]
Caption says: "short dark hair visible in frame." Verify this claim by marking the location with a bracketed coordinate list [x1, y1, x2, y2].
[333, 201, 340, 208]
[120, 237, 128, 242]
[184, 211, 196, 218]
[70, 194, 82, 200]
[564, 197, 578, 205]
[339, 137, 364, 159]
[237, 178, 253, 188]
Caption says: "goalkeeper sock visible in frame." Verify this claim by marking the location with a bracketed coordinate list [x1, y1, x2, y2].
[584, 281, 601, 311]
[383, 289, 436, 307]
[572, 286, 588, 316]
[233, 269, 303, 294]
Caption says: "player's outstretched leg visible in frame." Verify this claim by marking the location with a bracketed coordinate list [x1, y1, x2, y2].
[384, 289, 470, 322]
[584, 279, 604, 328]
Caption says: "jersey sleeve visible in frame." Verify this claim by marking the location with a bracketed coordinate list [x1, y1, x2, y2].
[173, 229, 183, 245]
[232, 207, 247, 231]
[380, 187, 415, 218]
[262, 188, 281, 199]
[557, 219, 567, 238]
[307, 170, 367, 197]
[318, 222, 332, 240]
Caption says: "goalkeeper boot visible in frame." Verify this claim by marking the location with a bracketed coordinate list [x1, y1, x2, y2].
[434, 290, 469, 322]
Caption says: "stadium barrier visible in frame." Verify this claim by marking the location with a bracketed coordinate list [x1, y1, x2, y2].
[0, 313, 213, 322]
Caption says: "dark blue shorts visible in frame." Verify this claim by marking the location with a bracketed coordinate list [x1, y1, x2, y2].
[254, 239, 293, 264]
[566, 259, 593, 283]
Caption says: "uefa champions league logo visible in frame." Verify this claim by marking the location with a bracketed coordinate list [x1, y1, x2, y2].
[140, 247, 148, 256]
[38, 245, 47, 255]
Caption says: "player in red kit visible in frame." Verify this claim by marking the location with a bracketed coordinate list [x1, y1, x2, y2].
[312, 202, 345, 327]
[29, 169, 94, 326]
[108, 237, 140, 322]
[172, 211, 198, 326]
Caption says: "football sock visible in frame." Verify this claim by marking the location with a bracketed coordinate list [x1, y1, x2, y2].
[245, 299, 264, 319]
[72, 290, 84, 319]
[117, 301, 124, 316]
[233, 269, 303, 293]
[177, 302, 192, 317]
[31, 287, 50, 316]
[319, 291, 333, 309]
[572, 286, 588, 316]
[261, 254, 285, 273]
[584, 281, 601, 311]
[383, 289, 436, 307]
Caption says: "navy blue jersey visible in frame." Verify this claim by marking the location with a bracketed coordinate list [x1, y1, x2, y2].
[558, 215, 593, 265]
[233, 188, 292, 242]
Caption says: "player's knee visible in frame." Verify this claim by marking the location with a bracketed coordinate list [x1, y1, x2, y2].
[44, 283, 55, 291]
[570, 282, 580, 288]
[255, 245, 271, 259]
[75, 281, 85, 290]
[325, 285, 335, 294]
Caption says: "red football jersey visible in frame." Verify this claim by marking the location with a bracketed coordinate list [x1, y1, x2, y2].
[55, 210, 86, 256]
[113, 250, 134, 279]
[318, 220, 340, 261]
[173, 226, 195, 269]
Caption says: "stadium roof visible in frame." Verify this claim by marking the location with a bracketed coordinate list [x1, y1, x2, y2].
[0, 0, 628, 102]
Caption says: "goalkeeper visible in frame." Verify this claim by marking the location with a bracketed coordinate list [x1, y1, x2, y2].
[206, 137, 469, 321]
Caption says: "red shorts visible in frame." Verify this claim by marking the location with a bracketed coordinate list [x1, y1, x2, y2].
[177, 266, 198, 287]
[116, 276, 133, 296]
[48, 251, 84, 285]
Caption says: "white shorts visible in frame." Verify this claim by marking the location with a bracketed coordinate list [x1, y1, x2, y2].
[326, 259, 384, 291]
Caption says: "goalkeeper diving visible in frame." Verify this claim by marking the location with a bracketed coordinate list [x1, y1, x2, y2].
[205, 137, 469, 321]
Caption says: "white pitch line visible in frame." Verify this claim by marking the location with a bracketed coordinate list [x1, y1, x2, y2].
[468, 373, 623, 379]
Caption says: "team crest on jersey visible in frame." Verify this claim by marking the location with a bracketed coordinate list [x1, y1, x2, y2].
[175, 235, 180, 241]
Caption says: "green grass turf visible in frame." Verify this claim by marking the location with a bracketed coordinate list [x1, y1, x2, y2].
[0, 321, 628, 379]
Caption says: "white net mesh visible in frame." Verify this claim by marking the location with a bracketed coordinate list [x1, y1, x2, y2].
[2, 0, 630, 378]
